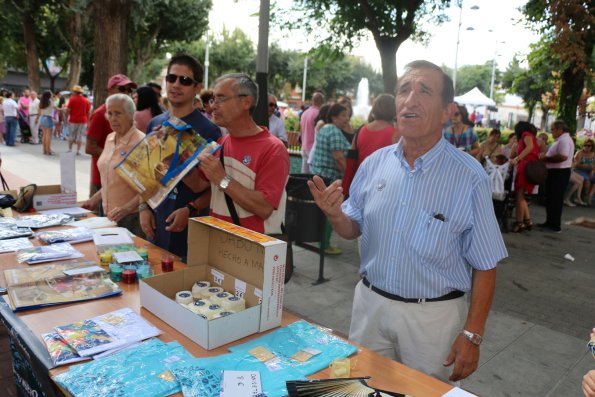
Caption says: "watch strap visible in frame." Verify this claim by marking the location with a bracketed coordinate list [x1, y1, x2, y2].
[462, 329, 483, 346]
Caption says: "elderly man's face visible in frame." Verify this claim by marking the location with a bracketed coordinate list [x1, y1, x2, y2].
[551, 126, 563, 138]
[395, 67, 450, 142]
[268, 95, 277, 117]
[211, 78, 250, 128]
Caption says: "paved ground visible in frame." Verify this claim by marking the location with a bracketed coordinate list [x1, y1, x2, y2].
[1, 137, 594, 396]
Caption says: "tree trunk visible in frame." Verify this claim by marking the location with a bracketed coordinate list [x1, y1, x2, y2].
[376, 37, 399, 93]
[22, 13, 40, 92]
[92, 0, 131, 108]
[557, 63, 584, 135]
[64, 0, 83, 91]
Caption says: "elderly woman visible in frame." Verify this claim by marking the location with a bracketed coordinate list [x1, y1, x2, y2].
[82, 94, 145, 236]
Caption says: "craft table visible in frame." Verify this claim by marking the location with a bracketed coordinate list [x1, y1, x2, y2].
[0, 223, 454, 397]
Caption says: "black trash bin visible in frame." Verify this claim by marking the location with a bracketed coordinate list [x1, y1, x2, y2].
[285, 173, 326, 243]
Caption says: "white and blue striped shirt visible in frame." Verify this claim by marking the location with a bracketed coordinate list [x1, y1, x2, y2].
[342, 137, 508, 299]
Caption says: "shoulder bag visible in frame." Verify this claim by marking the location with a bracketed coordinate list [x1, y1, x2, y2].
[219, 146, 294, 283]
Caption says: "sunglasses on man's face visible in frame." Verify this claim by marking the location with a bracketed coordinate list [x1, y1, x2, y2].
[454, 112, 461, 116]
[117, 86, 132, 94]
[269, 102, 277, 108]
[165, 73, 198, 86]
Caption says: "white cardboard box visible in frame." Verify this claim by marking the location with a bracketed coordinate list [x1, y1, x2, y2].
[33, 153, 77, 210]
[140, 216, 286, 350]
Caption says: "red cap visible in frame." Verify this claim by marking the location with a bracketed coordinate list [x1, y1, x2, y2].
[107, 74, 137, 90]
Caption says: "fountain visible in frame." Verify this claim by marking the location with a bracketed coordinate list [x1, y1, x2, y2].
[352, 78, 372, 119]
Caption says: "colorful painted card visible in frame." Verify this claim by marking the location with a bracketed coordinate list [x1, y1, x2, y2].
[42, 332, 87, 366]
[54, 319, 115, 357]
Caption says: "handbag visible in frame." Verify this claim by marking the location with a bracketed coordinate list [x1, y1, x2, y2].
[219, 146, 294, 283]
[524, 160, 548, 185]
[341, 130, 360, 197]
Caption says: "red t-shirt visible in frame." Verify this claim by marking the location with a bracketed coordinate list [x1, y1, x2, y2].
[86, 104, 112, 186]
[356, 124, 396, 164]
[66, 94, 91, 123]
[210, 128, 289, 234]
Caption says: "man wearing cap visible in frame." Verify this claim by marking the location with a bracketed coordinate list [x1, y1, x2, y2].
[86, 74, 137, 197]
[65, 85, 91, 155]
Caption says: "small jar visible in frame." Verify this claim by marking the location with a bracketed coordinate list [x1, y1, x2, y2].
[122, 269, 137, 284]
[161, 255, 174, 272]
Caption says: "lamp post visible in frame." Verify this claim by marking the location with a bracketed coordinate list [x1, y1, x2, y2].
[204, 31, 210, 89]
[489, 40, 505, 100]
[452, 2, 479, 92]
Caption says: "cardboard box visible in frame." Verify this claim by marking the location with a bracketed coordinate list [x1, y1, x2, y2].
[33, 153, 77, 210]
[140, 216, 286, 350]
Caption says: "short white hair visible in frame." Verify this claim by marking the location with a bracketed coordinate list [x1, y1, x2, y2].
[106, 93, 136, 115]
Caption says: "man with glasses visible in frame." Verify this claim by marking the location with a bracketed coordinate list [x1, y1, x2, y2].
[139, 54, 221, 260]
[86, 74, 138, 197]
[188, 73, 289, 236]
[538, 120, 574, 232]
[267, 94, 287, 146]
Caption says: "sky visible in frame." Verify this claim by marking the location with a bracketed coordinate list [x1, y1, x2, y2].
[207, 0, 541, 75]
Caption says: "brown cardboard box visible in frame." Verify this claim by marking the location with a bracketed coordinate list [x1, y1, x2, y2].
[140, 216, 286, 349]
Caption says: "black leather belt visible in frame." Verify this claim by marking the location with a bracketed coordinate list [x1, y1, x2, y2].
[362, 277, 464, 303]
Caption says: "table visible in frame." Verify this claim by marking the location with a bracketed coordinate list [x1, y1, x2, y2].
[0, 223, 454, 397]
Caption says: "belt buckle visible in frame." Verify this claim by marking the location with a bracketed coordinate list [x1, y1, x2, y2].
[417, 298, 426, 304]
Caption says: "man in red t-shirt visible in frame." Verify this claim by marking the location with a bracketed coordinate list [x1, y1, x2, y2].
[65, 85, 91, 155]
[191, 73, 289, 235]
[85, 74, 137, 196]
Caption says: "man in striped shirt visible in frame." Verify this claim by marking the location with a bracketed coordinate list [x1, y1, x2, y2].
[308, 60, 507, 383]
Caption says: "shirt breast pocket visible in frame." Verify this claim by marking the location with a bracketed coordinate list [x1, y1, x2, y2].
[410, 210, 454, 263]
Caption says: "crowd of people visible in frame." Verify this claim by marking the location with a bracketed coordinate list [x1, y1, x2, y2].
[1, 55, 593, 392]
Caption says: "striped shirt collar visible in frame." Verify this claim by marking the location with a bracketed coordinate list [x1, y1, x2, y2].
[393, 136, 447, 173]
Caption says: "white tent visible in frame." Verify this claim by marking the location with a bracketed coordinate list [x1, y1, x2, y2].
[454, 87, 495, 107]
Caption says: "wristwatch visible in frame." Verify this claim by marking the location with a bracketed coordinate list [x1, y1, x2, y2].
[219, 175, 232, 191]
[462, 329, 483, 346]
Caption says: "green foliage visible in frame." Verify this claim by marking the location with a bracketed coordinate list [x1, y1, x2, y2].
[523, 0, 595, 133]
[454, 62, 496, 97]
[273, 0, 451, 92]
[128, 0, 212, 83]
[283, 111, 300, 132]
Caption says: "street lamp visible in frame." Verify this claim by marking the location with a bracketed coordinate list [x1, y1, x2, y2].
[489, 40, 506, 100]
[453, 2, 479, 92]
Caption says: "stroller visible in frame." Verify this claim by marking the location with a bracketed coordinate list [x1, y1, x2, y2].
[17, 109, 32, 143]
[484, 155, 514, 232]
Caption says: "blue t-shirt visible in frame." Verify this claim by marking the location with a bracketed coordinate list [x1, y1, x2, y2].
[146, 110, 221, 260]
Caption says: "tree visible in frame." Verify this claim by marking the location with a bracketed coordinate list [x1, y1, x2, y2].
[127, 0, 211, 84]
[91, 0, 132, 108]
[453, 62, 494, 97]
[523, 0, 595, 133]
[276, 0, 450, 93]
[505, 39, 557, 128]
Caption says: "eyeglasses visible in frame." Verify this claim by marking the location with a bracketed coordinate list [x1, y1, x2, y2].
[209, 94, 248, 105]
[585, 145, 593, 148]
[454, 112, 461, 116]
[269, 102, 277, 108]
[117, 86, 133, 94]
[165, 73, 198, 86]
